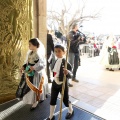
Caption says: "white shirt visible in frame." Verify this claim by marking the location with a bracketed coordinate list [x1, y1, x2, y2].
[53, 58, 63, 85]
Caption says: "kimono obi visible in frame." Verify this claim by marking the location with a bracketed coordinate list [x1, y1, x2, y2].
[25, 51, 39, 76]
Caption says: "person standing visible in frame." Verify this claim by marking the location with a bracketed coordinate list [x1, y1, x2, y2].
[47, 30, 54, 83]
[68, 23, 86, 82]
[100, 34, 119, 71]
[21, 38, 47, 110]
[46, 44, 74, 120]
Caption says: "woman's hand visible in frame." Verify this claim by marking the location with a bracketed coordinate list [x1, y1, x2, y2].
[63, 68, 68, 75]
[30, 66, 35, 71]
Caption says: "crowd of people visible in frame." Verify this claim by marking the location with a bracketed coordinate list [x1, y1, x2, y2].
[16, 23, 120, 120]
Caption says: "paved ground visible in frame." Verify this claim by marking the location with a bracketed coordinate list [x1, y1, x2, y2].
[48, 54, 120, 120]
[70, 55, 120, 120]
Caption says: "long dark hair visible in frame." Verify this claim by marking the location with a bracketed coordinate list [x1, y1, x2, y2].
[29, 38, 39, 48]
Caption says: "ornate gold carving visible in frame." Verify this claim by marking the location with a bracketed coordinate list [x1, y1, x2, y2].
[0, 0, 33, 102]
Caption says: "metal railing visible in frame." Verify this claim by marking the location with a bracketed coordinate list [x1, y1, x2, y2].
[80, 44, 103, 57]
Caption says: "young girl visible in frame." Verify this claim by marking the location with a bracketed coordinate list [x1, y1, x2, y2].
[47, 44, 74, 120]
[21, 38, 47, 110]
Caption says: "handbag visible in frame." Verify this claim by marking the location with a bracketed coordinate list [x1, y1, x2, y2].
[16, 73, 26, 98]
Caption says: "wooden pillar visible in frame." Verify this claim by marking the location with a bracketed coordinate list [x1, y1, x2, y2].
[38, 0, 47, 50]
[33, 0, 47, 51]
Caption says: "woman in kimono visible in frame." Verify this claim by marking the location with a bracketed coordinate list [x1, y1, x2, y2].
[100, 34, 119, 71]
[21, 38, 47, 110]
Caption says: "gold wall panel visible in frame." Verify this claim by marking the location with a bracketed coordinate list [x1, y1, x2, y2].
[0, 0, 33, 103]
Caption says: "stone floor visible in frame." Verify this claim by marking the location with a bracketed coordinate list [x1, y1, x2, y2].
[48, 54, 120, 120]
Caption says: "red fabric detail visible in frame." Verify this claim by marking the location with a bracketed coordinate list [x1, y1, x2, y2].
[94, 43, 97, 48]
[53, 72, 57, 77]
[112, 46, 117, 48]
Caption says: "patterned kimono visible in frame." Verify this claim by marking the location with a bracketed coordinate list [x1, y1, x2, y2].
[23, 50, 47, 104]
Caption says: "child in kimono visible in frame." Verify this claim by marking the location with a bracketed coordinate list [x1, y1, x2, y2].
[21, 38, 46, 110]
[47, 44, 74, 120]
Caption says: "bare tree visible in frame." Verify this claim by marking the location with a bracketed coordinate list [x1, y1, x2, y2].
[47, 0, 101, 35]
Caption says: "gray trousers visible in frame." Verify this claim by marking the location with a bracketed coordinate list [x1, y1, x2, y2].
[68, 52, 79, 78]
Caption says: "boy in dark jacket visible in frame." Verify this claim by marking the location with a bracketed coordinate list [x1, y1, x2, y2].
[46, 44, 74, 120]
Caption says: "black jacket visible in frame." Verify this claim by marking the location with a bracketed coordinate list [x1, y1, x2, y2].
[47, 34, 54, 55]
[69, 31, 86, 53]
[52, 58, 73, 82]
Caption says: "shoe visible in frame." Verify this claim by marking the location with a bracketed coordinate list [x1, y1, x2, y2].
[68, 83, 73, 87]
[30, 106, 36, 111]
[72, 78, 79, 82]
[46, 94, 48, 98]
[65, 110, 74, 119]
[39, 100, 44, 103]
[106, 68, 109, 70]
[46, 115, 55, 120]
[119, 68, 120, 70]
[30, 101, 38, 111]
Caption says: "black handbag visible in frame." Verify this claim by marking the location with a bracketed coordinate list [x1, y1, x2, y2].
[16, 73, 27, 98]
[16, 73, 33, 98]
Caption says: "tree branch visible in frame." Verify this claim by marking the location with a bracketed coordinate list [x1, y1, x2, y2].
[47, 0, 101, 34]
